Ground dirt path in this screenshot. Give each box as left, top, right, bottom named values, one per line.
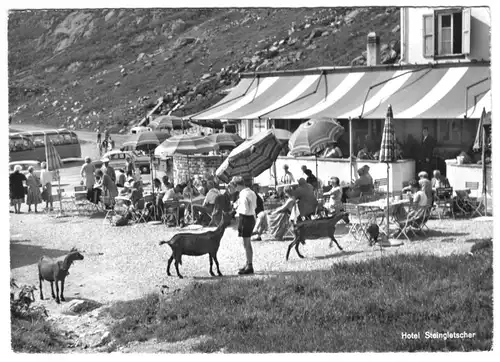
left=10, top=213, right=492, bottom=352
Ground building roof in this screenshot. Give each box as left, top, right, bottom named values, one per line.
left=188, top=62, right=490, bottom=120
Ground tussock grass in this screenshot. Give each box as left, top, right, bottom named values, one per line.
left=107, top=243, right=492, bottom=352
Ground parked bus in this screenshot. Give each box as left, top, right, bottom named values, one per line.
left=9, top=129, right=82, bottom=163
left=9, top=133, right=36, bottom=163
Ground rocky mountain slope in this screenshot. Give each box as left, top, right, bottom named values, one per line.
left=8, top=7, right=400, bottom=132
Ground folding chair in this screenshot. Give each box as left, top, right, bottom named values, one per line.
left=162, top=200, right=180, bottom=227
left=72, top=186, right=98, bottom=216
left=374, top=178, right=388, bottom=198
left=411, top=206, right=433, bottom=236
left=465, top=181, right=484, bottom=217
left=433, top=187, right=454, bottom=219
left=344, top=203, right=371, bottom=242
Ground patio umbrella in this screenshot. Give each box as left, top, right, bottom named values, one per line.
left=249, top=127, right=293, bottom=187
left=149, top=115, right=192, bottom=131
left=122, top=131, right=160, bottom=200
left=216, top=129, right=282, bottom=183
left=154, top=134, right=215, bottom=220
left=207, top=132, right=244, bottom=149
left=44, top=135, right=64, bottom=217
left=378, top=105, right=398, bottom=245
left=288, top=118, right=345, bottom=178
left=473, top=108, right=491, bottom=214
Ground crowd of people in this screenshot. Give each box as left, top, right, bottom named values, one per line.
left=9, top=162, right=56, bottom=214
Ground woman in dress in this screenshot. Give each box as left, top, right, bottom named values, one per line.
left=26, top=166, right=42, bottom=213
left=40, top=162, right=54, bottom=211
left=95, top=169, right=119, bottom=209
left=80, top=157, right=96, bottom=202
left=10, top=165, right=27, bottom=214
left=253, top=187, right=297, bottom=241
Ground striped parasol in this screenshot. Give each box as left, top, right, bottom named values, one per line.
left=216, top=129, right=282, bottom=183
left=207, top=132, right=244, bottom=149
left=150, top=115, right=192, bottom=130
left=44, top=135, right=63, bottom=171
left=379, top=105, right=396, bottom=163
left=473, top=108, right=491, bottom=151
left=44, top=135, right=64, bottom=215
left=122, top=131, right=160, bottom=153
left=378, top=105, right=399, bottom=246
left=288, top=118, right=344, bottom=156
left=154, top=134, right=215, bottom=159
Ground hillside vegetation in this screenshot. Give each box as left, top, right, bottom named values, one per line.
left=8, top=7, right=400, bottom=132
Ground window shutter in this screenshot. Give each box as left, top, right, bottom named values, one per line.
left=462, top=8, right=471, bottom=55
left=423, top=14, right=435, bottom=57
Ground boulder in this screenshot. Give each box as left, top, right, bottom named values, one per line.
left=62, top=299, right=102, bottom=315
left=308, top=28, right=324, bottom=40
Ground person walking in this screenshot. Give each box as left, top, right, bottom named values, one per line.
left=40, top=162, right=54, bottom=211
left=419, top=127, right=436, bottom=176
left=10, top=165, right=27, bottom=214
left=80, top=157, right=96, bottom=202
left=26, top=166, right=43, bottom=213
left=231, top=176, right=257, bottom=275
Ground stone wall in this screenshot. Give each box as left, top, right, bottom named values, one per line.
left=172, top=155, right=224, bottom=184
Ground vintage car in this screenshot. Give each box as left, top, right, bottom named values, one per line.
left=92, top=150, right=151, bottom=174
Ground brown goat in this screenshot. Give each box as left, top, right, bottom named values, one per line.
left=286, top=212, right=349, bottom=261
left=159, top=211, right=234, bottom=279
left=38, top=247, right=84, bottom=304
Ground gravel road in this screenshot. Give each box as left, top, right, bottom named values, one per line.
left=10, top=213, right=492, bottom=310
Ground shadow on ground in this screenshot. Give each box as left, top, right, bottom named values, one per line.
left=10, top=240, right=69, bottom=269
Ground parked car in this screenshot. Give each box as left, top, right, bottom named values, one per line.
left=130, top=126, right=152, bottom=134
left=92, top=150, right=151, bottom=174
left=8, top=160, right=60, bottom=186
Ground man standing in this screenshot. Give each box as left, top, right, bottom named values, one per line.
left=420, top=127, right=436, bottom=176
left=293, top=178, right=318, bottom=220
left=231, top=176, right=257, bottom=275
left=280, top=164, right=295, bottom=184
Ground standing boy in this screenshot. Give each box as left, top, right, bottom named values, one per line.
left=231, top=176, right=257, bottom=275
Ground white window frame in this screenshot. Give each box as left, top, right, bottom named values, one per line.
left=422, top=8, right=470, bottom=59
left=437, top=13, right=454, bottom=56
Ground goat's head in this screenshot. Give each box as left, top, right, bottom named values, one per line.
left=68, top=247, right=84, bottom=261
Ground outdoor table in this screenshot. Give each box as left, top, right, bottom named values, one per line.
left=358, top=199, right=410, bottom=232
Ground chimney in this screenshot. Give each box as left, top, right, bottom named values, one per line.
left=367, top=32, right=380, bottom=66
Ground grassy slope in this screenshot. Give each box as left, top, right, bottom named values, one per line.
left=106, top=244, right=492, bottom=352
left=8, top=8, right=400, bottom=128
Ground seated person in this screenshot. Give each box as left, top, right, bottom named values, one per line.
left=431, top=170, right=450, bottom=190
left=253, top=187, right=297, bottom=241
left=116, top=169, right=127, bottom=187
left=292, top=178, right=318, bottom=220
left=347, top=168, right=374, bottom=199
left=322, top=143, right=343, bottom=158
left=182, top=181, right=199, bottom=199
left=357, top=146, right=372, bottom=160
left=162, top=183, right=186, bottom=227
left=128, top=181, right=145, bottom=211
left=192, top=181, right=220, bottom=225
left=418, top=171, right=433, bottom=206
left=392, top=180, right=428, bottom=234
left=323, top=177, right=343, bottom=213
left=119, top=177, right=135, bottom=196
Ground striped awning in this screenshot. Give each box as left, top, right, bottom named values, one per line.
left=188, top=63, right=490, bottom=120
